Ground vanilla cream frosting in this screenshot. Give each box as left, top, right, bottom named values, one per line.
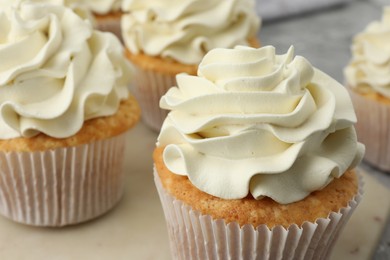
left=0, top=3, right=131, bottom=139
left=7, top=0, right=122, bottom=15
left=157, top=46, right=364, bottom=204
left=121, top=0, right=260, bottom=65
left=0, top=0, right=14, bottom=8
left=76, top=0, right=121, bottom=15
left=16, top=0, right=95, bottom=22
left=345, top=7, right=390, bottom=98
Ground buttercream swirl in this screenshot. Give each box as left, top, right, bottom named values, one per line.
left=4, top=0, right=122, bottom=15
left=157, top=46, right=364, bottom=204
left=345, top=7, right=390, bottom=98
left=76, top=0, right=121, bottom=15
left=12, top=0, right=95, bottom=22
left=121, top=0, right=260, bottom=65
left=0, top=3, right=131, bottom=139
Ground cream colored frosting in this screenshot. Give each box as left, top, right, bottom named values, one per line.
left=6, top=0, right=122, bottom=15
left=121, top=0, right=260, bottom=65
left=345, top=7, right=390, bottom=98
left=157, top=46, right=364, bottom=204
left=0, top=0, right=14, bottom=8
left=76, top=0, right=121, bottom=15
left=0, top=3, right=131, bottom=139
left=0, top=1, right=95, bottom=26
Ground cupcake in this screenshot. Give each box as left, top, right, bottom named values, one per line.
left=0, top=2, right=140, bottom=226
left=154, top=46, right=364, bottom=259
left=345, top=7, right=390, bottom=171
left=121, top=0, right=261, bottom=131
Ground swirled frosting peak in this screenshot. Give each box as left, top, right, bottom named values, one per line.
left=157, top=45, right=364, bottom=204
left=345, top=7, right=390, bottom=97
left=121, top=0, right=260, bottom=65
left=0, top=3, right=131, bottom=139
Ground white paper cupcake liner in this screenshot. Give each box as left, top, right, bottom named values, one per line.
left=349, top=89, right=390, bottom=171
left=95, top=14, right=122, bottom=42
left=0, top=133, right=127, bottom=227
left=130, top=67, right=177, bottom=132
left=154, top=168, right=363, bottom=260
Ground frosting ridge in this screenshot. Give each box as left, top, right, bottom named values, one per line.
left=0, top=3, right=131, bottom=139
left=121, top=0, right=260, bottom=65
left=345, top=7, right=390, bottom=98
left=4, top=0, right=122, bottom=15
left=158, top=46, right=364, bottom=204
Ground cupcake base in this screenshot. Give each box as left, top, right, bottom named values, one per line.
left=95, top=12, right=122, bottom=42
left=128, top=67, right=178, bottom=131
left=348, top=88, right=390, bottom=172
left=154, top=169, right=362, bottom=260
left=0, top=133, right=127, bottom=227
left=0, top=96, right=140, bottom=227
left=125, top=50, right=197, bottom=132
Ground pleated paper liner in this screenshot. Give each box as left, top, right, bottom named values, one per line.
left=130, top=67, right=177, bottom=132
left=349, top=88, right=390, bottom=172
left=95, top=12, right=123, bottom=42
left=0, top=133, right=127, bottom=227
left=154, top=169, right=363, bottom=260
